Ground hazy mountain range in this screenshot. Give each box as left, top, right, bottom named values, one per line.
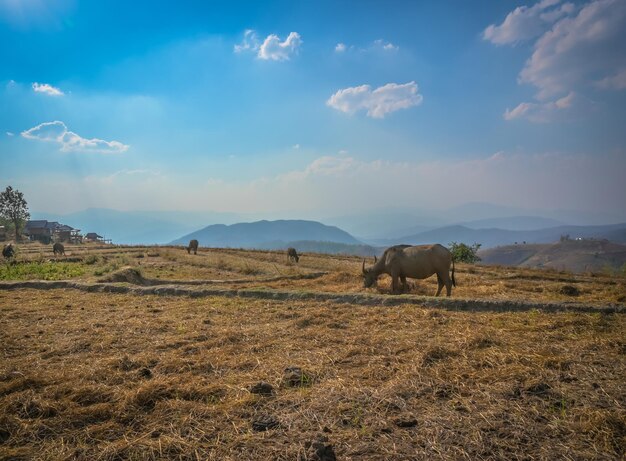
left=31, top=203, right=626, bottom=248
left=372, top=223, right=626, bottom=248
left=31, top=208, right=245, bottom=245
left=325, top=202, right=625, bottom=240
left=170, top=220, right=360, bottom=248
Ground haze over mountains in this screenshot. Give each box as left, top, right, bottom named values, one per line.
left=32, top=203, right=626, bottom=251
left=325, top=203, right=625, bottom=240
left=373, top=223, right=626, bottom=249
left=31, top=209, right=245, bottom=245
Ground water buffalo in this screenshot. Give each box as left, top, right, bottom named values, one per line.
left=187, top=239, right=199, bottom=255
left=53, top=242, right=65, bottom=256
left=362, top=244, right=456, bottom=296
left=287, top=247, right=299, bottom=263
left=2, top=244, right=15, bottom=259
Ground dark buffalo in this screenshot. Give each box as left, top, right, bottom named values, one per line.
left=2, top=244, right=15, bottom=259
left=187, top=239, right=199, bottom=255
left=362, top=244, right=456, bottom=296
left=53, top=242, right=65, bottom=256
left=287, top=247, right=299, bottom=263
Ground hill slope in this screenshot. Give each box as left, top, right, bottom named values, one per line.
left=479, top=239, right=626, bottom=273
left=171, top=219, right=361, bottom=248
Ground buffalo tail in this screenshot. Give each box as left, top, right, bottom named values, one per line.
left=451, top=259, right=456, bottom=287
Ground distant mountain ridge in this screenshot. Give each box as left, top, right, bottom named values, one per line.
left=31, top=204, right=626, bottom=247
left=374, top=223, right=626, bottom=248
left=254, top=240, right=378, bottom=257
left=459, top=216, right=565, bottom=231
left=170, top=219, right=361, bottom=249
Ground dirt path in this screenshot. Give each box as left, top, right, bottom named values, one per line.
left=1, top=279, right=622, bottom=314
left=96, top=268, right=329, bottom=286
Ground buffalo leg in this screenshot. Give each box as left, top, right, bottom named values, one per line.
left=445, top=277, right=452, bottom=296
left=391, top=274, right=400, bottom=294
left=400, top=275, right=408, bottom=293
left=436, top=274, right=444, bottom=297
left=438, top=271, right=452, bottom=296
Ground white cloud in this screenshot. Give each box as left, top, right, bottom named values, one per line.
left=306, top=155, right=356, bottom=175
left=483, top=0, right=574, bottom=45
left=518, top=0, right=626, bottom=99
left=21, top=121, right=129, bottom=154
left=486, top=0, right=626, bottom=121
left=245, top=152, right=626, bottom=215
left=595, top=68, right=626, bottom=90
left=334, top=40, right=398, bottom=54
left=234, top=29, right=259, bottom=53
left=503, top=92, right=588, bottom=122
left=235, top=30, right=302, bottom=61
left=6, top=132, right=14, bottom=137
left=373, top=39, right=399, bottom=51
left=292, top=144, right=300, bottom=149
left=14, top=151, right=626, bottom=218
left=32, top=82, right=64, bottom=96
left=326, top=82, right=423, bottom=118
left=258, top=32, right=302, bottom=61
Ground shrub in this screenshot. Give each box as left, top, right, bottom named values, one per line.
left=84, top=254, right=99, bottom=265
left=449, top=242, right=482, bottom=264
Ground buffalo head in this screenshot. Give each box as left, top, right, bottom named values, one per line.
left=362, top=258, right=378, bottom=288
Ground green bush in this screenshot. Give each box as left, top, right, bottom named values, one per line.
left=83, top=254, right=99, bottom=265
left=449, top=242, right=482, bottom=264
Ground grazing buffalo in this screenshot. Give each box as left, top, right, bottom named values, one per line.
left=287, top=247, right=299, bottom=263
left=2, top=244, right=15, bottom=259
left=187, top=239, right=199, bottom=255
left=53, top=242, right=65, bottom=256
left=362, top=244, right=456, bottom=296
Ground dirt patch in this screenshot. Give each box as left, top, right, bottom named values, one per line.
left=249, top=381, right=274, bottom=396
left=251, top=415, right=280, bottom=432
left=421, top=346, right=458, bottom=366
left=282, top=366, right=314, bottom=387
left=560, top=285, right=581, bottom=296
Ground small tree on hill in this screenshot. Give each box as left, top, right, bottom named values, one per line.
left=449, top=241, right=481, bottom=264
left=0, top=186, right=30, bottom=242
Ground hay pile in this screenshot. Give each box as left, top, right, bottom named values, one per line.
left=97, top=267, right=147, bottom=285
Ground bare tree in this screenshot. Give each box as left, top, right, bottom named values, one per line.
left=0, top=186, right=30, bottom=242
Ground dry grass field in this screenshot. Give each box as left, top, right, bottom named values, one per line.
left=1, top=243, right=625, bottom=460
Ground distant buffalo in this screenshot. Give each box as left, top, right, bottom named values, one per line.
left=53, top=242, right=65, bottom=256
left=362, top=244, right=456, bottom=296
left=187, top=239, right=199, bottom=255
left=287, top=247, right=299, bottom=263
left=2, top=244, right=15, bottom=259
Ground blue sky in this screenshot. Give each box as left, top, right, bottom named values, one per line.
left=1, top=0, right=625, bottom=219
